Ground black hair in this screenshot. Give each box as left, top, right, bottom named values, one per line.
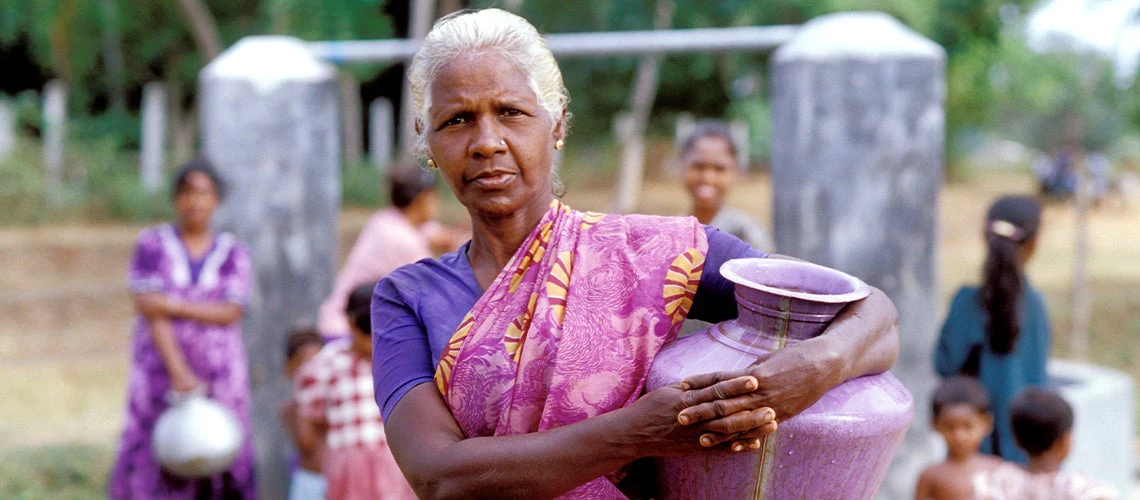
left=978, top=195, right=1042, bottom=354
left=346, top=284, right=375, bottom=336
left=388, top=163, right=436, bottom=209
left=172, top=157, right=225, bottom=200
left=1010, top=388, right=1073, bottom=456
left=931, top=376, right=991, bottom=420
left=284, top=327, right=323, bottom=360
left=679, top=120, right=739, bottom=160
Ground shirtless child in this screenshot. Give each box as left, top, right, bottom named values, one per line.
left=916, top=376, right=1004, bottom=500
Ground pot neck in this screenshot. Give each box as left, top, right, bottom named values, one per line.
left=729, top=284, right=852, bottom=346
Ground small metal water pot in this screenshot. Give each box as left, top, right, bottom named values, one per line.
left=152, top=392, right=243, bottom=478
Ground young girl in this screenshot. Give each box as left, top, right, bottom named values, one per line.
left=935, top=195, right=1049, bottom=464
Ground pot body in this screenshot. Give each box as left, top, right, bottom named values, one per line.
left=152, top=393, right=243, bottom=478
left=645, top=258, right=913, bottom=499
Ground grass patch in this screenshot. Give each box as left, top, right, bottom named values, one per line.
left=0, top=444, right=112, bottom=499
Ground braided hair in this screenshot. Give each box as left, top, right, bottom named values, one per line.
left=978, top=195, right=1042, bottom=354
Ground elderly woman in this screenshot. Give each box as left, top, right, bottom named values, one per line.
left=372, top=9, right=899, bottom=499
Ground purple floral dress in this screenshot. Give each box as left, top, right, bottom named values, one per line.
left=109, top=224, right=256, bottom=499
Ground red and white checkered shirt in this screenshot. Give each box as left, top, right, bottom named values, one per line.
left=295, top=340, right=385, bottom=449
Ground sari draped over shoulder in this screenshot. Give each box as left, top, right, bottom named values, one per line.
left=435, top=201, right=708, bottom=498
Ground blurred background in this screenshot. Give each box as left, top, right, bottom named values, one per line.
left=1, top=0, right=1138, bottom=498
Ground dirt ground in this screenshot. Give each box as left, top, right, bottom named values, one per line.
left=1, top=171, right=1137, bottom=493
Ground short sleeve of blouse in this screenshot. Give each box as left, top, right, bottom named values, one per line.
left=128, top=228, right=165, bottom=294
left=371, top=274, right=436, bottom=421
left=688, top=226, right=768, bottom=324
left=218, top=239, right=253, bottom=305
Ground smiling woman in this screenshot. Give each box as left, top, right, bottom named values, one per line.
left=370, top=8, right=901, bottom=499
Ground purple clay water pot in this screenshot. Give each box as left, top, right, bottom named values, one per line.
left=646, top=258, right=913, bottom=499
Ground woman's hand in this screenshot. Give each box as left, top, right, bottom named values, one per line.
left=619, top=375, right=777, bottom=458
left=679, top=342, right=839, bottom=424
left=170, top=369, right=202, bottom=394
left=680, top=285, right=899, bottom=423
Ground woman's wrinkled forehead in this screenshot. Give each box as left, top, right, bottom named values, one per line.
left=428, top=51, right=545, bottom=110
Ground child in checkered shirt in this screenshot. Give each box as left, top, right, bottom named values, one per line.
left=294, top=285, right=416, bottom=500
left=280, top=328, right=325, bottom=500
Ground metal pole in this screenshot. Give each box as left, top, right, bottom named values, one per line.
left=307, top=25, right=800, bottom=63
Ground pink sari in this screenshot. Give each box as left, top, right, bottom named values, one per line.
left=435, top=201, right=708, bottom=498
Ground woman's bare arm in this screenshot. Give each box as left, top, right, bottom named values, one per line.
left=386, top=377, right=776, bottom=500
left=137, top=293, right=243, bottom=325
left=135, top=294, right=201, bottom=392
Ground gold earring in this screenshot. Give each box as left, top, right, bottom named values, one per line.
left=427, top=159, right=437, bottom=169
left=554, top=139, right=565, bottom=150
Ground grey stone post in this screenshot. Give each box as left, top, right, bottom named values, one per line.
left=141, top=82, right=168, bottom=193
left=199, top=36, right=340, bottom=498
left=0, top=100, right=13, bottom=162
left=369, top=97, right=393, bottom=170
left=769, top=12, right=945, bottom=498
left=43, top=80, right=67, bottom=201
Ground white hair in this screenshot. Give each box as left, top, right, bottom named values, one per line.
left=408, top=8, right=570, bottom=158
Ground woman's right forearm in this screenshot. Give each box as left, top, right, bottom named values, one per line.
left=404, top=406, right=639, bottom=499
left=147, top=316, right=196, bottom=388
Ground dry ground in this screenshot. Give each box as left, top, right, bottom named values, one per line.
left=1, top=170, right=1137, bottom=496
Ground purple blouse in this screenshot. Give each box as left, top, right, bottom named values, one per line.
left=371, top=225, right=766, bottom=420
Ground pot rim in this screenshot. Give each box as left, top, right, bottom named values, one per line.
left=719, top=258, right=872, bottom=304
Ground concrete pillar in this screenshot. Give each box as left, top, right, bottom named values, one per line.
left=369, top=97, right=393, bottom=170
left=769, top=12, right=945, bottom=498
left=1050, top=360, right=1134, bottom=497
left=0, top=100, right=13, bottom=162
left=140, top=82, right=167, bottom=193
left=199, top=36, right=339, bottom=499
left=339, top=74, right=363, bottom=167
left=43, top=80, right=67, bottom=201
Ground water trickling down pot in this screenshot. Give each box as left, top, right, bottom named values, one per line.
left=646, top=258, right=913, bottom=499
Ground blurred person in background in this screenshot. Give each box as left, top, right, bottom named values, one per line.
left=109, top=158, right=256, bottom=499
left=317, top=164, right=463, bottom=339
left=679, top=120, right=775, bottom=253
left=279, top=328, right=326, bottom=500
left=296, top=285, right=415, bottom=500
left=935, top=195, right=1049, bottom=465
left=915, top=376, right=1003, bottom=500
left=974, top=389, right=1117, bottom=499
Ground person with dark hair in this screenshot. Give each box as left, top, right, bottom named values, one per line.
left=679, top=120, right=775, bottom=252
left=975, top=389, right=1116, bottom=499
left=317, top=163, right=463, bottom=338
left=915, top=377, right=1004, bottom=499
left=935, top=195, right=1049, bottom=464
left=279, top=328, right=326, bottom=500
left=109, top=158, right=256, bottom=498
left=296, top=286, right=415, bottom=499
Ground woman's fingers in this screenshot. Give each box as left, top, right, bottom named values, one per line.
left=698, top=407, right=777, bottom=435
left=677, top=390, right=770, bottom=426
left=676, top=375, right=758, bottom=424
left=679, top=369, right=749, bottom=391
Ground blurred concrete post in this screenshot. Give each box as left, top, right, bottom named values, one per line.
left=43, top=80, right=67, bottom=202
left=769, top=12, right=945, bottom=499
left=0, top=100, right=13, bottom=162
left=200, top=36, right=339, bottom=499
left=339, top=74, right=363, bottom=167
left=369, top=97, right=393, bottom=170
left=141, top=82, right=168, bottom=193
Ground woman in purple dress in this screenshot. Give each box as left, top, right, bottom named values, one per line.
left=109, top=159, right=256, bottom=499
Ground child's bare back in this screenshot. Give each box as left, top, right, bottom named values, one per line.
left=916, top=453, right=1004, bottom=500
